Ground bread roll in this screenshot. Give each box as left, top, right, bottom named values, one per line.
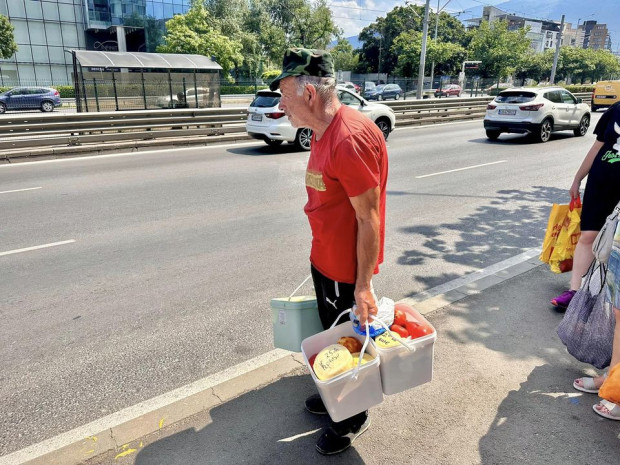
left=313, top=344, right=353, bottom=381
left=338, top=336, right=363, bottom=353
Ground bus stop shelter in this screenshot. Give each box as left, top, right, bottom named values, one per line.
left=71, top=51, right=222, bottom=112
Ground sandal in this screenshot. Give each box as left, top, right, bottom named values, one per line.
left=573, top=376, right=603, bottom=394
left=593, top=400, right=620, bottom=420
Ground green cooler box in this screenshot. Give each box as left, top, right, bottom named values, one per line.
left=271, top=296, right=324, bottom=352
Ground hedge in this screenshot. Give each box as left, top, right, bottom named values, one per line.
left=220, top=84, right=268, bottom=94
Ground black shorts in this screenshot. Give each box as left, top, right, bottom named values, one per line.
left=581, top=176, right=620, bottom=231
left=310, top=265, right=355, bottom=330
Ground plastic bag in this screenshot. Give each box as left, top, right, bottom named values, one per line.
left=540, top=202, right=571, bottom=264
left=549, top=198, right=581, bottom=274
left=350, top=296, right=394, bottom=337
left=557, top=261, right=614, bottom=369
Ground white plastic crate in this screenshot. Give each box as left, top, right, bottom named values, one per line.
left=374, top=309, right=436, bottom=395
left=301, top=321, right=384, bottom=422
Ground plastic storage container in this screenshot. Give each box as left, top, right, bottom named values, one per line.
left=271, top=295, right=324, bottom=352
left=375, top=308, right=436, bottom=395
left=301, top=321, right=384, bottom=422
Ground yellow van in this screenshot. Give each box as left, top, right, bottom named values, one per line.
left=591, top=80, right=620, bottom=111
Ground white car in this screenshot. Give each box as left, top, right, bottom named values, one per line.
left=484, top=87, right=591, bottom=143
left=245, top=86, right=396, bottom=150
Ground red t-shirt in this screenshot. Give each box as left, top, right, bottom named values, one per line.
left=304, top=105, right=388, bottom=284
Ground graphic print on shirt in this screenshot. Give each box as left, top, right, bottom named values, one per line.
left=601, top=122, right=620, bottom=164
left=306, top=169, right=326, bottom=191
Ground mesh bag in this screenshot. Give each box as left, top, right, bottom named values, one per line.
left=557, top=261, right=615, bottom=369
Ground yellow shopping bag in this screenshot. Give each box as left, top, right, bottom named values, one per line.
left=540, top=203, right=571, bottom=264
left=549, top=197, right=582, bottom=273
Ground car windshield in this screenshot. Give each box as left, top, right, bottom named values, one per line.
left=250, top=94, right=280, bottom=108
left=495, top=91, right=536, bottom=103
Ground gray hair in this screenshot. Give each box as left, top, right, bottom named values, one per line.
left=295, top=75, right=337, bottom=102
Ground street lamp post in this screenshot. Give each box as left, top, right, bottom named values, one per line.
left=416, top=0, right=431, bottom=99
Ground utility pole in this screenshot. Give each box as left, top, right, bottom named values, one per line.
left=550, top=14, right=565, bottom=84
left=429, top=0, right=440, bottom=88
left=416, top=0, right=431, bottom=99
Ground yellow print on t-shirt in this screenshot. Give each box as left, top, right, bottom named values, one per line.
left=306, top=169, right=326, bottom=191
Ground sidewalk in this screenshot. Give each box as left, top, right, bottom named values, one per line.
left=17, top=258, right=620, bottom=465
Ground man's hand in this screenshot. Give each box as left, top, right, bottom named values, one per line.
left=354, top=287, right=378, bottom=329
left=569, top=180, right=581, bottom=202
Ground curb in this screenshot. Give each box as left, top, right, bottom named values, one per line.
left=2, top=248, right=543, bottom=465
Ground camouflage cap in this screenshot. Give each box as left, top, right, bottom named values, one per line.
left=269, top=48, right=335, bottom=91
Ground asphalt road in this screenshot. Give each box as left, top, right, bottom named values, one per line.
left=0, top=114, right=602, bottom=455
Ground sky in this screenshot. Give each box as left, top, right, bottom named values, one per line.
left=329, top=0, right=620, bottom=50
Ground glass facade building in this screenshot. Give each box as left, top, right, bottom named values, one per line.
left=0, top=0, right=191, bottom=86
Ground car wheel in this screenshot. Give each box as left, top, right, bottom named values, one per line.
left=375, top=117, right=391, bottom=140
left=573, top=115, right=590, bottom=137
left=486, top=129, right=500, bottom=140
left=295, top=127, right=313, bottom=151
left=0, top=103, right=5, bottom=114
left=536, top=119, right=553, bottom=143
left=394, top=93, right=400, bottom=100
left=265, top=139, right=284, bottom=146
left=40, top=101, right=54, bottom=112
left=378, top=95, right=383, bottom=101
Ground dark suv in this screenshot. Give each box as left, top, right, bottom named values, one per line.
left=0, top=87, right=62, bottom=113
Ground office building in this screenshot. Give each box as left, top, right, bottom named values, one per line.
left=0, top=0, right=190, bottom=85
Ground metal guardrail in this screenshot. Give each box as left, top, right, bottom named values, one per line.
left=0, top=94, right=593, bottom=161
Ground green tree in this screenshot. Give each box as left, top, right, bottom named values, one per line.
left=265, top=0, right=340, bottom=50
left=329, top=38, right=359, bottom=71
left=392, top=31, right=465, bottom=77
left=514, top=49, right=554, bottom=82
left=157, top=3, right=243, bottom=76
left=467, top=20, right=531, bottom=79
left=0, top=14, right=18, bottom=59
left=356, top=5, right=466, bottom=75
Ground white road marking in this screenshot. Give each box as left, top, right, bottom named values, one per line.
left=0, top=187, right=42, bottom=194
left=278, top=428, right=322, bottom=442
left=0, top=141, right=263, bottom=168
left=416, top=160, right=507, bottom=179
left=0, top=240, right=76, bottom=257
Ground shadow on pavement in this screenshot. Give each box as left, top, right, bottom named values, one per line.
left=397, top=185, right=567, bottom=292
left=226, top=144, right=306, bottom=156
left=479, top=364, right=620, bottom=465
left=133, top=374, right=365, bottom=465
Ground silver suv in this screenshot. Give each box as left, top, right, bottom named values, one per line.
left=484, top=87, right=591, bottom=142
left=246, top=86, right=396, bottom=150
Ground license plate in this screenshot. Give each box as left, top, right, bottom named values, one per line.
left=251, top=114, right=262, bottom=121
left=498, top=109, right=516, bottom=115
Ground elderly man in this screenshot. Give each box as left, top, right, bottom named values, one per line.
left=270, top=48, right=389, bottom=455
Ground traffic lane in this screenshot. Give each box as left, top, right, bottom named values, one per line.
left=0, top=118, right=600, bottom=454
left=373, top=114, right=602, bottom=297
left=1, top=143, right=316, bottom=454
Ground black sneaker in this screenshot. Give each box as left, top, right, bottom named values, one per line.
left=315, top=411, right=370, bottom=455
left=305, top=393, right=328, bottom=415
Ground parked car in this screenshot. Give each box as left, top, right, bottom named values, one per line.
left=591, top=80, right=620, bottom=111
left=365, top=83, right=403, bottom=101
left=338, top=81, right=361, bottom=94
left=434, top=84, right=462, bottom=98
left=155, top=87, right=210, bottom=108
left=0, top=87, right=61, bottom=113
left=245, top=86, right=396, bottom=150
left=483, top=87, right=591, bottom=143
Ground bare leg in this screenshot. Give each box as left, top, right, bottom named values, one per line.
left=569, top=231, right=598, bottom=291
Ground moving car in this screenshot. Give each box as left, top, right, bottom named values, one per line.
left=155, top=87, right=210, bottom=108
left=591, top=80, right=620, bottom=111
left=0, top=87, right=61, bottom=113
left=245, top=86, right=396, bottom=150
left=484, top=87, right=591, bottom=143
left=338, top=81, right=361, bottom=94
left=434, top=84, right=462, bottom=98
left=365, top=84, right=403, bottom=101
